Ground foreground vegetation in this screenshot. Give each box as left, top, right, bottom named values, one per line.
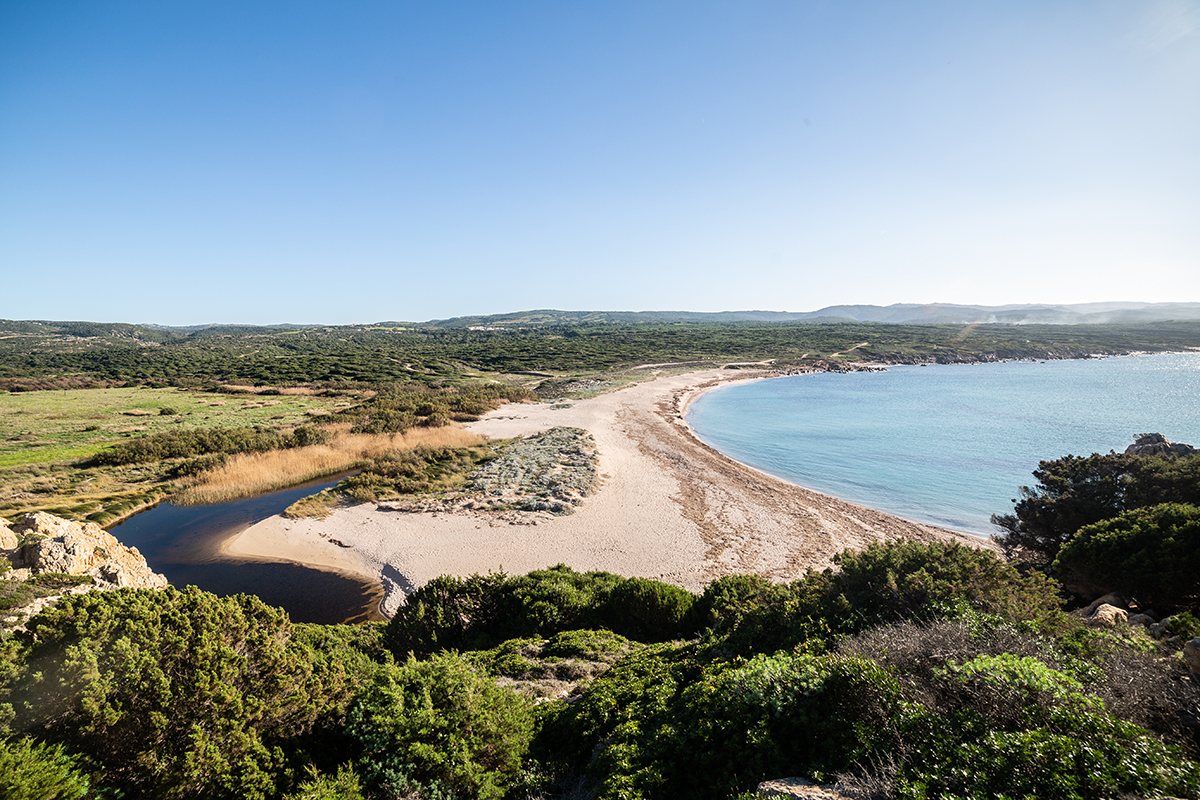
left=4, top=443, right=1200, bottom=799
left=3, top=535, right=1198, bottom=800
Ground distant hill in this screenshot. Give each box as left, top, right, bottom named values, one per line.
left=427, top=302, right=1200, bottom=328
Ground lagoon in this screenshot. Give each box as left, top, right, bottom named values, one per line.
left=686, top=353, right=1200, bottom=536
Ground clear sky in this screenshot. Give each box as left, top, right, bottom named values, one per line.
left=2, top=1, right=1198, bottom=325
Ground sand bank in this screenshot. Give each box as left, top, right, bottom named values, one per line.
left=225, top=368, right=990, bottom=618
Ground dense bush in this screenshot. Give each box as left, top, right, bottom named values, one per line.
left=1, top=587, right=362, bottom=799
left=0, top=736, right=91, bottom=800
left=344, top=383, right=533, bottom=435
left=604, top=578, right=695, bottom=643
left=992, top=451, right=1200, bottom=567
left=346, top=653, right=535, bottom=800
left=383, top=566, right=691, bottom=658
left=692, top=541, right=1062, bottom=656
left=337, top=445, right=495, bottom=502
left=1054, top=502, right=1200, bottom=608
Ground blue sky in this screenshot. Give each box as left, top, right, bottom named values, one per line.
left=2, top=1, right=1197, bottom=324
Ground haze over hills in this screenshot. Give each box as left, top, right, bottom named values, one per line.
left=3, top=302, right=1199, bottom=334
left=427, top=302, right=1200, bottom=329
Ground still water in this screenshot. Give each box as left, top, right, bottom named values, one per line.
left=686, top=353, right=1200, bottom=536
left=107, top=472, right=382, bottom=624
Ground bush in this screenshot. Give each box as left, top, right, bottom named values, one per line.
left=1054, top=502, right=1200, bottom=608
left=3, top=586, right=362, bottom=799
left=0, top=737, right=90, bottom=800
left=993, top=451, right=1200, bottom=567
left=603, top=577, right=695, bottom=642
left=347, top=653, right=535, bottom=800
left=384, top=566, right=692, bottom=658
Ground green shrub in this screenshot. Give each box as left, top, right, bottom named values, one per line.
left=603, top=577, right=695, bottom=642
left=993, top=451, right=1200, bottom=567
left=283, top=765, right=364, bottom=800
left=0, top=737, right=90, bottom=800
left=1054, top=503, right=1200, bottom=608
left=3, top=586, right=362, bottom=800
left=347, top=653, right=535, bottom=800
left=820, top=540, right=1062, bottom=634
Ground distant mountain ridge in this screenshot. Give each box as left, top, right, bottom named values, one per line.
left=427, top=302, right=1200, bottom=328
left=4, top=302, right=1198, bottom=334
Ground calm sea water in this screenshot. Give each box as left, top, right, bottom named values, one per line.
left=686, top=353, right=1200, bottom=536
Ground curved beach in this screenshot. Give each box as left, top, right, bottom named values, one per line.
left=224, top=368, right=991, bottom=617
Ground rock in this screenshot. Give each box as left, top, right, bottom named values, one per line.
left=0, top=516, right=16, bottom=552
left=757, top=778, right=852, bottom=798
left=1078, top=593, right=1129, bottom=617
left=1086, top=604, right=1129, bottom=628
left=6, top=511, right=167, bottom=589
left=1150, top=617, right=1174, bottom=639
left=1184, top=639, right=1200, bottom=675
left=1125, top=433, right=1197, bottom=457
left=1128, top=613, right=1157, bottom=628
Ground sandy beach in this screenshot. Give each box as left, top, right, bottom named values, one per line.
left=224, top=368, right=991, bottom=618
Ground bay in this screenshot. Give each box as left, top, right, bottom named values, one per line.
left=686, top=353, right=1200, bottom=536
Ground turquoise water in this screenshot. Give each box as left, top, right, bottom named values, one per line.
left=686, top=353, right=1200, bottom=536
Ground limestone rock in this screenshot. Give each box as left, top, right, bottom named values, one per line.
left=6, top=511, right=167, bottom=589
left=1077, top=593, right=1129, bottom=617
left=757, top=778, right=852, bottom=798
left=0, top=516, right=16, bottom=551
left=1087, top=604, right=1129, bottom=628
left=1125, top=433, right=1197, bottom=457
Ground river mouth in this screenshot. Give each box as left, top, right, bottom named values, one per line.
left=107, top=472, right=384, bottom=624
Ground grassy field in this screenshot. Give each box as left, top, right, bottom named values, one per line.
left=0, top=387, right=359, bottom=523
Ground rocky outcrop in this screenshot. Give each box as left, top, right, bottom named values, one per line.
left=2, top=512, right=168, bottom=631
left=1125, top=433, right=1197, bottom=457
left=4, top=512, right=168, bottom=589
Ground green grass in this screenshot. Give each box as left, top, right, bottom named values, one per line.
left=0, top=387, right=347, bottom=469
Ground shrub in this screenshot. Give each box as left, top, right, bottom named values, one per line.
left=993, top=451, right=1200, bottom=567
left=603, top=577, right=695, bottom=642
left=1054, top=502, right=1200, bottom=608
left=0, top=737, right=90, bottom=800
left=346, top=653, right=535, bottom=800
left=3, top=587, right=362, bottom=800
left=819, top=540, right=1062, bottom=634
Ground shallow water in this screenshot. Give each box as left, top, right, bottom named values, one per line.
left=686, top=353, right=1200, bottom=536
left=107, top=472, right=382, bottom=624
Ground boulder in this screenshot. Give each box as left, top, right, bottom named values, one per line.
left=1184, top=639, right=1200, bottom=675
left=1086, top=604, right=1129, bottom=628
left=0, top=516, right=16, bottom=552
left=1077, top=592, right=1129, bottom=617
left=1125, top=433, right=1197, bottom=457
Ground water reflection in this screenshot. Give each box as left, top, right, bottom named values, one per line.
left=107, top=473, right=382, bottom=624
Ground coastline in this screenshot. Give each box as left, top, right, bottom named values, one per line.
left=225, top=367, right=989, bottom=619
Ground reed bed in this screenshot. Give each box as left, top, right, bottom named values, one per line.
left=175, top=426, right=484, bottom=506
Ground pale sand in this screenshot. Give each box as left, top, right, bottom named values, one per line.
left=224, top=369, right=993, bottom=618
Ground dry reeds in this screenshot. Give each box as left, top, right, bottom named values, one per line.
left=175, top=426, right=484, bottom=506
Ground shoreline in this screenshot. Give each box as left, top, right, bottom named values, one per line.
left=225, top=367, right=989, bottom=619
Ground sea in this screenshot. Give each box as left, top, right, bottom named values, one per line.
left=685, top=352, right=1200, bottom=537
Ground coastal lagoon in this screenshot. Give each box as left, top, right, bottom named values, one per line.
left=687, top=353, right=1200, bottom=536
left=108, top=471, right=381, bottom=623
